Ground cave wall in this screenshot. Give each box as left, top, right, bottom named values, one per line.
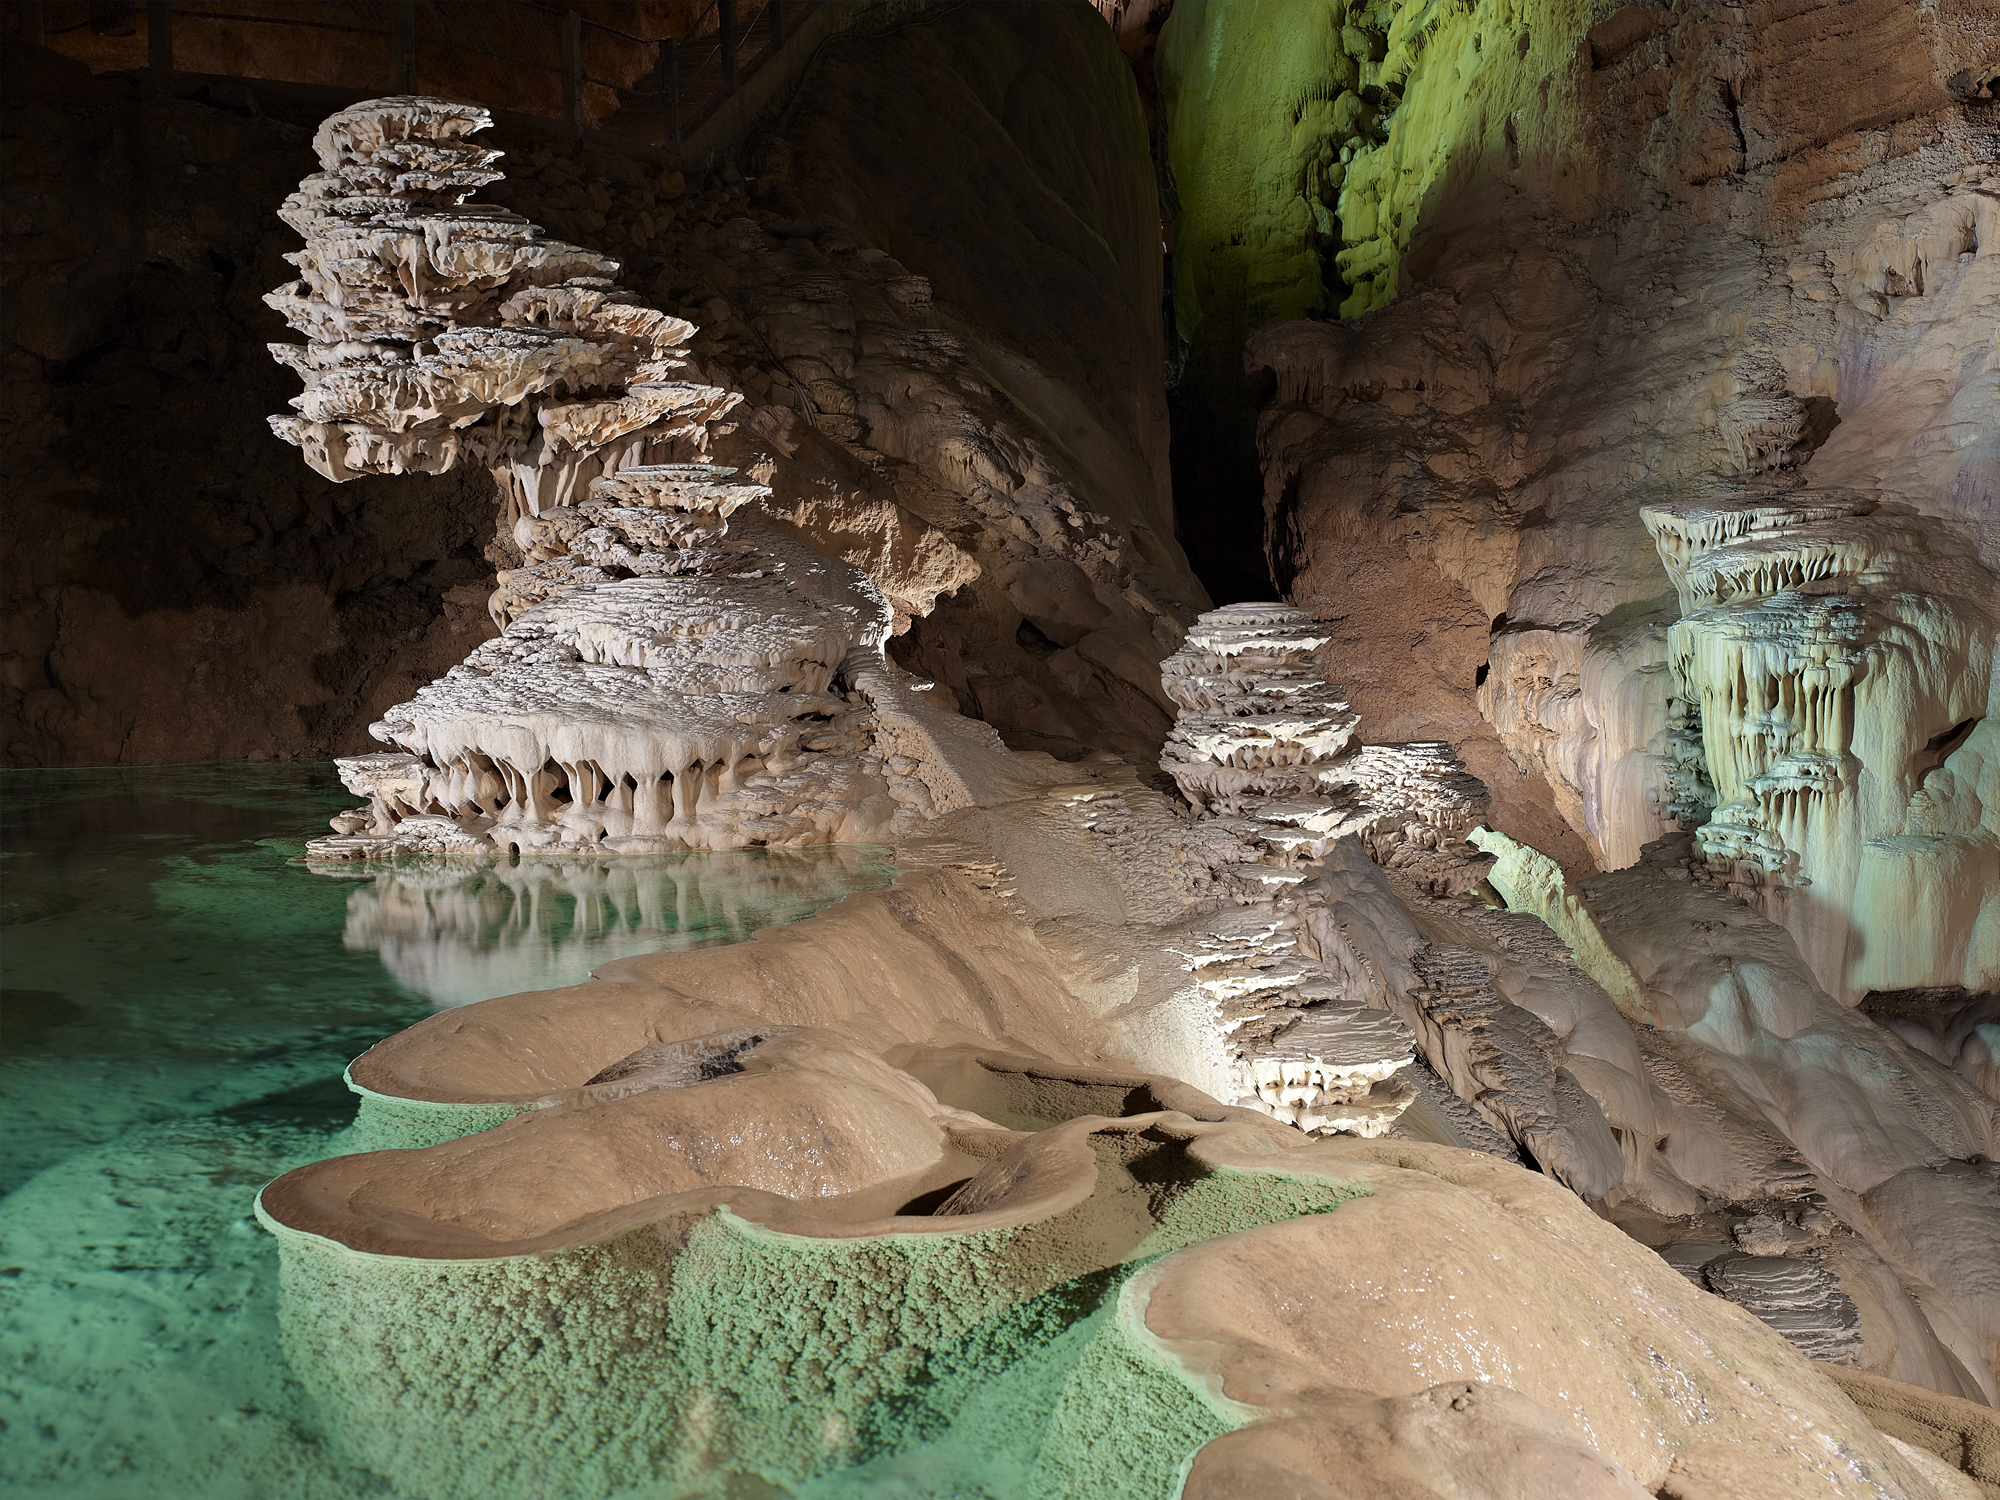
left=2, top=45, right=501, bottom=765
left=1168, top=0, right=1998, bottom=881
left=3, top=0, right=1203, bottom=766
left=1153, top=0, right=1360, bottom=606
left=758, top=0, right=1207, bottom=757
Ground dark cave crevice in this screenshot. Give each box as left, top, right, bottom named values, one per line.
left=1168, top=369, right=1278, bottom=606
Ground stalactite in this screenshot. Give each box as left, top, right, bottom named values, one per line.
left=1642, top=490, right=1998, bottom=998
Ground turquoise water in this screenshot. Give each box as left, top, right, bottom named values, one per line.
left=0, top=765, right=894, bottom=1498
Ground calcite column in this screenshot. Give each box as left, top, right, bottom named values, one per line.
left=268, top=99, right=908, bottom=860
left=1642, top=491, right=1999, bottom=1000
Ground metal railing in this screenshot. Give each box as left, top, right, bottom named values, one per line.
left=22, top=1, right=816, bottom=153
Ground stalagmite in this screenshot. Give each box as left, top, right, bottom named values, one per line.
left=1160, top=604, right=1493, bottom=881
left=1155, top=603, right=1502, bottom=1135
left=266, top=99, right=937, bottom=859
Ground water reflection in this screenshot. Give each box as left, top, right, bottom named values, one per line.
left=0, top=766, right=901, bottom=1497
left=323, top=847, right=895, bottom=1008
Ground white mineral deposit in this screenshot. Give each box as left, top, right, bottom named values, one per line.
left=11, top=6, right=2000, bottom=1499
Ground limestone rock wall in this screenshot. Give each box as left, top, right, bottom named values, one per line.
left=745, top=0, right=1207, bottom=758
left=1218, top=2, right=1996, bottom=988
left=2, top=45, right=501, bottom=765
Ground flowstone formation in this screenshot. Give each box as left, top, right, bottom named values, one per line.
left=1641, top=490, right=1999, bottom=1001
left=240, top=682, right=1995, bottom=1491
left=268, top=99, right=953, bottom=860
left=1148, top=624, right=2000, bottom=1399
left=253, top=1003, right=1969, bottom=1500
left=1156, top=603, right=1492, bottom=1135
left=1471, top=826, right=2000, bottom=1404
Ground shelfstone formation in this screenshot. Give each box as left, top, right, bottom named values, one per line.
left=266, top=99, right=932, bottom=859
left=267, top=96, right=734, bottom=520
left=1158, top=603, right=1496, bottom=1135
left=1641, top=490, right=1999, bottom=1000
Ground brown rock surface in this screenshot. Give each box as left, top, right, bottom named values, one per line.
left=1242, top=0, right=1999, bottom=876
left=263, top=1021, right=1966, bottom=1497
left=1817, top=1363, right=2000, bottom=1499
left=251, top=728, right=1996, bottom=1486
left=1161, top=1136, right=1976, bottom=1499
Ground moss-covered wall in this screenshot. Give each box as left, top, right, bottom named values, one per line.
left=1156, top=0, right=1614, bottom=601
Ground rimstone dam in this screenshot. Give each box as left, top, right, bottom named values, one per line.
left=3, top=4, right=1999, bottom=1499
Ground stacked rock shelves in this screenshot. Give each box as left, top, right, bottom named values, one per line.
left=1161, top=604, right=1493, bottom=891
left=1161, top=603, right=1496, bottom=1136
left=266, top=97, right=734, bottom=511
left=313, top=464, right=899, bottom=860
left=265, top=98, right=912, bottom=862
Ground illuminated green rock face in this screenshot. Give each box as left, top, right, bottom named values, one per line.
left=1159, top=0, right=1359, bottom=370
left=264, top=1128, right=1363, bottom=1500
left=1156, top=0, right=1361, bottom=598
left=1156, top=0, right=1608, bottom=597
left=1160, top=0, right=1608, bottom=334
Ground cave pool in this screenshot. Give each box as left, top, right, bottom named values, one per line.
left=0, top=764, right=895, bottom=1498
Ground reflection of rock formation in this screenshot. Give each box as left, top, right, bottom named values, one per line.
left=1156, top=603, right=1494, bottom=1136
left=270, top=100, right=949, bottom=860
left=1642, top=491, right=1998, bottom=1000
left=332, top=847, right=892, bottom=1009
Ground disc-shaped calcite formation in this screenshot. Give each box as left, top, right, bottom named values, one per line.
left=1158, top=603, right=1506, bottom=1139
left=264, top=95, right=732, bottom=497
left=266, top=99, right=920, bottom=861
